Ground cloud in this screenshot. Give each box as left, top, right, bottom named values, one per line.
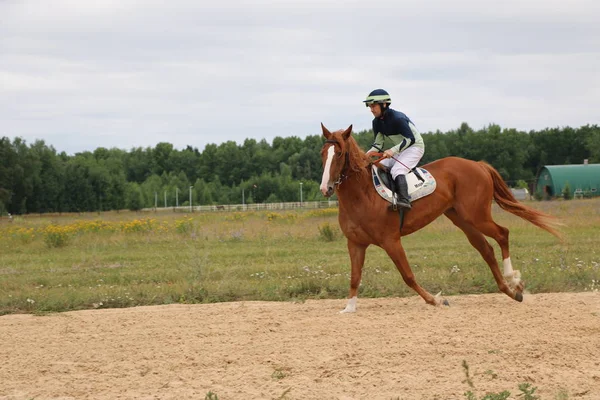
left=1, top=0, right=598, bottom=154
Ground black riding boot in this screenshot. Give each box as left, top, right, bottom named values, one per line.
left=393, top=174, right=411, bottom=210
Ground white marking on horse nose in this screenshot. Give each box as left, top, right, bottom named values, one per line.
left=320, top=146, right=335, bottom=194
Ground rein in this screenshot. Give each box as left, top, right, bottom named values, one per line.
left=368, top=153, right=387, bottom=168
left=324, top=140, right=390, bottom=185
left=369, top=144, right=410, bottom=170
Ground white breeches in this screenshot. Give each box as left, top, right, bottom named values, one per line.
left=379, top=146, right=425, bottom=178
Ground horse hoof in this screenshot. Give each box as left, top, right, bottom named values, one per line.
left=443, top=299, right=450, bottom=306
left=515, top=292, right=523, bottom=302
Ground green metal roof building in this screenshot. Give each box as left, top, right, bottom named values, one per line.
left=536, top=163, right=600, bottom=198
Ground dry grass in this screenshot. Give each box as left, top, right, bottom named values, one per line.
left=1, top=199, right=598, bottom=314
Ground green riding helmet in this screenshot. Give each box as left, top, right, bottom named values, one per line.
left=363, top=88, right=392, bottom=107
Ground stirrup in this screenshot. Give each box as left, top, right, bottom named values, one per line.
left=390, top=202, right=411, bottom=210
left=388, top=195, right=411, bottom=211
left=397, top=201, right=411, bottom=210
left=388, top=195, right=399, bottom=211
left=396, top=197, right=411, bottom=209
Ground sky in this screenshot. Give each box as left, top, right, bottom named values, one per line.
left=1, top=0, right=599, bottom=155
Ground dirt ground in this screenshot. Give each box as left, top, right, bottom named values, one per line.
left=1, top=292, right=599, bottom=400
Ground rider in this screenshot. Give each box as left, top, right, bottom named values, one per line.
left=363, top=88, right=425, bottom=210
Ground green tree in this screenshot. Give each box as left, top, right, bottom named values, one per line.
left=197, top=143, right=218, bottom=183
left=582, top=125, right=600, bottom=163
left=169, top=146, right=200, bottom=183
left=152, top=142, right=174, bottom=176
left=63, top=156, right=95, bottom=212
left=194, top=178, right=214, bottom=205
left=0, top=137, right=17, bottom=213
left=29, top=140, right=65, bottom=213
left=125, top=182, right=145, bottom=211
left=124, top=147, right=153, bottom=183
left=141, top=174, right=163, bottom=208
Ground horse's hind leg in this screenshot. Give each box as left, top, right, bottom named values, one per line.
left=381, top=239, right=446, bottom=306
left=444, top=209, right=523, bottom=302
left=454, top=205, right=524, bottom=294
left=468, top=214, right=524, bottom=294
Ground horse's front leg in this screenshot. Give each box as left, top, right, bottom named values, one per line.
left=382, top=239, right=447, bottom=306
left=341, top=240, right=367, bottom=313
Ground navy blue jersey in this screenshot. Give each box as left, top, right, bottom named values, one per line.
left=369, top=109, right=424, bottom=153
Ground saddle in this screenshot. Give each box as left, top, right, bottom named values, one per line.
left=371, top=164, right=437, bottom=205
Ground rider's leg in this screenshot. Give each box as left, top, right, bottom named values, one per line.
left=393, top=174, right=411, bottom=209
left=389, top=147, right=425, bottom=210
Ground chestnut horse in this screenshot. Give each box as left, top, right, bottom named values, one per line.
left=319, top=124, right=561, bottom=313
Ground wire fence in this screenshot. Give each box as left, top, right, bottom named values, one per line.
left=148, top=200, right=339, bottom=213
left=0, top=201, right=340, bottom=220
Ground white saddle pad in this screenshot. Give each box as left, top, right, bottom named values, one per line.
left=371, top=166, right=437, bottom=204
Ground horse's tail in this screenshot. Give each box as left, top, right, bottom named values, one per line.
left=479, top=161, right=563, bottom=239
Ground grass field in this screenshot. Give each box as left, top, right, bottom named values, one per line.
left=1, top=199, right=598, bottom=315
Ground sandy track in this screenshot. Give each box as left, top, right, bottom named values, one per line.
left=1, top=292, right=599, bottom=400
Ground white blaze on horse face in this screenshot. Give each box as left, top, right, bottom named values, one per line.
left=320, top=145, right=335, bottom=195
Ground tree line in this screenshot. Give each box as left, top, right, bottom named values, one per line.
left=1, top=123, right=599, bottom=215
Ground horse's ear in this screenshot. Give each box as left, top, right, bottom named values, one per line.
left=321, top=123, right=332, bottom=139
left=342, top=125, right=353, bottom=140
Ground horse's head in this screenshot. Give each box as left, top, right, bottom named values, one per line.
left=320, top=123, right=352, bottom=197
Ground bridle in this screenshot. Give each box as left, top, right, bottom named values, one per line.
left=323, top=139, right=350, bottom=187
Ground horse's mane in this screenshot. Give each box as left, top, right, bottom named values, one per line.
left=344, top=134, right=371, bottom=177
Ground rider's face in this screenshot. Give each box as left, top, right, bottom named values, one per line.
left=369, top=103, right=383, bottom=118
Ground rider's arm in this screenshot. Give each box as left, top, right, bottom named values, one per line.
left=390, top=118, right=416, bottom=153
left=367, top=120, right=385, bottom=153
left=367, top=132, right=385, bottom=154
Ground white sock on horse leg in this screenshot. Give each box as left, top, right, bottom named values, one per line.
left=503, top=257, right=521, bottom=289
left=340, top=296, right=357, bottom=313
left=503, top=257, right=514, bottom=276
